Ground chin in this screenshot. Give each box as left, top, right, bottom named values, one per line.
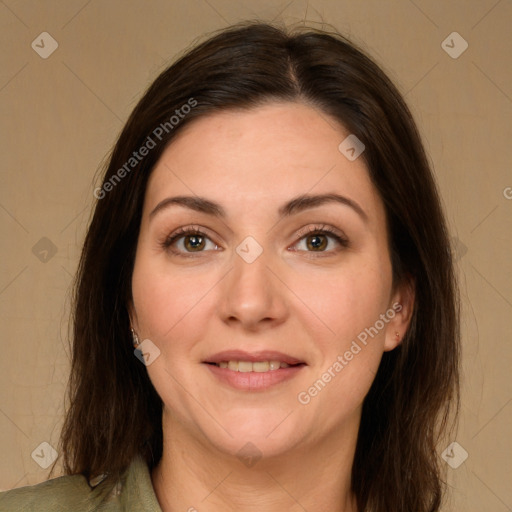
left=198, top=411, right=303, bottom=458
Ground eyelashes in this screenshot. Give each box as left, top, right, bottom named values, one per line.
left=292, top=224, right=349, bottom=253
left=162, top=225, right=219, bottom=254
left=161, top=224, right=349, bottom=257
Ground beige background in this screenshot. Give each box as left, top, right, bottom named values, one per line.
left=1, top=0, right=511, bottom=510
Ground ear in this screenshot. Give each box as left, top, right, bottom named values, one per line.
left=383, top=275, right=415, bottom=352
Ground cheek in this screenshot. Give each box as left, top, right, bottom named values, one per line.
left=294, top=259, right=392, bottom=344
left=131, top=253, right=217, bottom=341
left=292, top=256, right=392, bottom=406
left=294, top=266, right=391, bottom=423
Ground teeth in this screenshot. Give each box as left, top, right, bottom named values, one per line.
left=238, top=361, right=253, bottom=373
left=252, top=361, right=269, bottom=372
left=215, top=360, right=291, bottom=372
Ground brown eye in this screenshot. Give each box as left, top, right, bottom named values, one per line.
left=162, top=227, right=220, bottom=255
left=183, top=234, right=206, bottom=252
left=292, top=226, right=349, bottom=254
left=306, top=234, right=328, bottom=251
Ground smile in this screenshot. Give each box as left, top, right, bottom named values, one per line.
left=209, top=360, right=294, bottom=372
left=204, top=361, right=306, bottom=391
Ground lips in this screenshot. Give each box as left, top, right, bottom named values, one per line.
left=203, top=349, right=305, bottom=366
left=204, top=356, right=306, bottom=391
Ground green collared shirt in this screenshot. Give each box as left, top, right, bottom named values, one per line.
left=0, top=456, right=162, bottom=511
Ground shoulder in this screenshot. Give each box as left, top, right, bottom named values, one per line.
left=0, top=472, right=106, bottom=512
left=0, top=455, right=161, bottom=512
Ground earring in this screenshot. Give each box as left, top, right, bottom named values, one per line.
left=131, top=327, right=140, bottom=348
left=395, top=332, right=400, bottom=341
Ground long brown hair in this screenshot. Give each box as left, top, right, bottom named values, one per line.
left=58, top=21, right=460, bottom=512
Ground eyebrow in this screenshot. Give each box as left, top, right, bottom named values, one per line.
left=149, top=193, right=368, bottom=223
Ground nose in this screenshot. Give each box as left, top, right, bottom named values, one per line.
left=217, top=246, right=289, bottom=331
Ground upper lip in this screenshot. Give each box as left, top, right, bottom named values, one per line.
left=204, top=350, right=306, bottom=365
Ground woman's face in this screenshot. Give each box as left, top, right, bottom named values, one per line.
left=131, top=101, right=412, bottom=459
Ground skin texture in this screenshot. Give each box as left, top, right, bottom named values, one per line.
left=130, top=101, right=414, bottom=512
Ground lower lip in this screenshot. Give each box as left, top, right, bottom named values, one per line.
left=204, top=363, right=305, bottom=391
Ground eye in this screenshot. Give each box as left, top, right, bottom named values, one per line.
left=162, top=226, right=220, bottom=255
left=161, top=223, right=349, bottom=257
left=291, top=224, right=349, bottom=254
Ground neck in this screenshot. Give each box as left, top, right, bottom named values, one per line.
left=151, top=410, right=359, bottom=512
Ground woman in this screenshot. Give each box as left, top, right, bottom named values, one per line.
left=0, top=21, right=460, bottom=512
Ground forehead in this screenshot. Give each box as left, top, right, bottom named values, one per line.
left=144, top=102, right=384, bottom=224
